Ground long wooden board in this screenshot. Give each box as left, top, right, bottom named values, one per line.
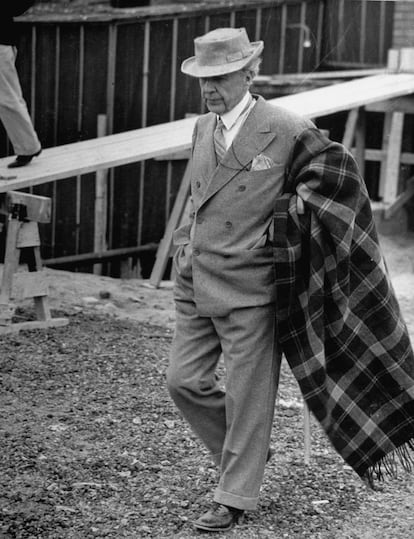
left=1, top=73, right=414, bottom=194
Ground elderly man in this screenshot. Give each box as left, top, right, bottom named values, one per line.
left=167, top=27, right=414, bottom=533
left=167, top=27, right=313, bottom=532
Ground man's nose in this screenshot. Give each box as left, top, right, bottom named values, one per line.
left=200, top=78, right=215, bottom=92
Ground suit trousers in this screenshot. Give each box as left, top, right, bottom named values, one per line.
left=0, top=45, right=41, bottom=156
left=167, top=299, right=281, bottom=510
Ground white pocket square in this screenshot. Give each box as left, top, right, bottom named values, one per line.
left=251, top=153, right=276, bottom=171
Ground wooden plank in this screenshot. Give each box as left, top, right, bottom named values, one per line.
left=0, top=303, right=15, bottom=325
left=1, top=73, right=414, bottom=194
left=11, top=271, right=49, bottom=300
left=355, top=149, right=414, bottom=166
left=0, top=116, right=198, bottom=193
left=254, top=68, right=388, bottom=83
left=384, top=177, right=414, bottom=219
left=94, top=114, right=109, bottom=275
left=380, top=111, right=405, bottom=204
left=4, top=191, right=51, bottom=223
left=273, top=73, right=414, bottom=118
left=354, top=108, right=366, bottom=177
left=303, top=401, right=311, bottom=465
left=366, top=95, right=414, bottom=114
left=149, top=159, right=192, bottom=287
left=342, top=108, right=359, bottom=149
left=0, top=219, right=22, bottom=304
left=0, top=317, right=69, bottom=335
left=16, top=221, right=41, bottom=248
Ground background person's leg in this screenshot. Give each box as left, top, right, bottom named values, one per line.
left=0, top=45, right=41, bottom=156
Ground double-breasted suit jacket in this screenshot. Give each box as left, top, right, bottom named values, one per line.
left=173, top=95, right=313, bottom=317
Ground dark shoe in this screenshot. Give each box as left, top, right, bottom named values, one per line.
left=8, top=148, right=42, bottom=168
left=193, top=503, right=244, bottom=532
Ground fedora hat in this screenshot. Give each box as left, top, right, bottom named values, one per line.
left=181, top=27, right=264, bottom=78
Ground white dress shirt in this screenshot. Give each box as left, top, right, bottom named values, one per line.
left=218, top=92, right=255, bottom=149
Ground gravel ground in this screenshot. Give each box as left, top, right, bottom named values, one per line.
left=1, top=232, right=414, bottom=538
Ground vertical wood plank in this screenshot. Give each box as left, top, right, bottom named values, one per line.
left=149, top=159, right=192, bottom=288
left=303, top=401, right=311, bottom=465
left=106, top=23, right=117, bottom=252
left=297, top=2, right=307, bottom=73
left=316, top=0, right=324, bottom=67
left=338, top=0, right=345, bottom=64
left=0, top=219, right=22, bottom=305
left=75, top=25, right=85, bottom=257
left=378, top=0, right=386, bottom=63
left=30, top=25, right=36, bottom=126
left=255, top=7, right=262, bottom=41
left=354, top=107, right=366, bottom=177
left=360, top=0, right=367, bottom=64
left=279, top=3, right=287, bottom=74
left=380, top=112, right=405, bottom=204
left=342, top=107, right=359, bottom=149
left=94, top=115, right=108, bottom=275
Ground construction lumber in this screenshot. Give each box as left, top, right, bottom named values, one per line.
left=1, top=73, right=414, bottom=194
left=0, top=191, right=52, bottom=223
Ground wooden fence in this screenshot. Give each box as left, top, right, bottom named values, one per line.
left=0, top=0, right=396, bottom=276
left=323, top=0, right=395, bottom=68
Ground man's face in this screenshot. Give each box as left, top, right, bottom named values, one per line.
left=199, top=70, right=250, bottom=115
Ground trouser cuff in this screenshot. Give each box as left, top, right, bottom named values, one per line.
left=214, top=488, right=258, bottom=511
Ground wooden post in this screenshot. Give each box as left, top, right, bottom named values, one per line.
left=0, top=214, right=21, bottom=324
left=94, top=114, right=108, bottom=275
left=342, top=108, right=360, bottom=149
left=354, top=107, right=366, bottom=177
left=149, top=158, right=192, bottom=287
left=379, top=111, right=404, bottom=204
left=303, top=401, right=311, bottom=465
left=399, top=48, right=414, bottom=73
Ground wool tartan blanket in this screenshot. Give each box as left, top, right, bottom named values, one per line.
left=273, top=127, right=414, bottom=484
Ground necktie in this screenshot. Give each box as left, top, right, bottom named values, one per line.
left=214, top=117, right=227, bottom=163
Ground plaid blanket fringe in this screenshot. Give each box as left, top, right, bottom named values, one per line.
left=364, top=439, right=414, bottom=486
left=273, top=128, right=414, bottom=484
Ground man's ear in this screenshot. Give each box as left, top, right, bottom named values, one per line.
left=244, top=70, right=254, bottom=87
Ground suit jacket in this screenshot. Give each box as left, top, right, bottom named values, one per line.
left=173, top=95, right=313, bottom=316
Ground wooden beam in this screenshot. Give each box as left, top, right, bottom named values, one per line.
left=379, top=111, right=405, bottom=204
left=1, top=191, right=51, bottom=223
left=43, top=242, right=158, bottom=267
left=94, top=114, right=109, bottom=275
left=384, top=177, right=414, bottom=219
left=354, top=149, right=414, bottom=166
left=366, top=95, right=414, bottom=114
left=354, top=108, right=366, bottom=177
left=149, top=159, right=192, bottom=287
left=342, top=108, right=360, bottom=149
left=1, top=73, right=414, bottom=194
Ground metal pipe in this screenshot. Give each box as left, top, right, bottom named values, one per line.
left=43, top=242, right=158, bottom=267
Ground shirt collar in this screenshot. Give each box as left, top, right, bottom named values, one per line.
left=218, top=92, right=252, bottom=131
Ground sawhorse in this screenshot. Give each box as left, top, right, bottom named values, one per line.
left=0, top=191, right=68, bottom=334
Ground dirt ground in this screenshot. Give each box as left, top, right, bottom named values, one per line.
left=1, top=231, right=414, bottom=538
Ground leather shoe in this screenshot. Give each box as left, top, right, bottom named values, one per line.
left=193, top=503, right=244, bottom=532
left=8, top=148, right=42, bottom=168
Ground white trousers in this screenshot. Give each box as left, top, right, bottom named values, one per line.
left=0, top=45, right=41, bottom=156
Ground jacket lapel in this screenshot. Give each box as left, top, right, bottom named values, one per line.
left=192, top=113, right=217, bottom=183
left=200, top=96, right=277, bottom=206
